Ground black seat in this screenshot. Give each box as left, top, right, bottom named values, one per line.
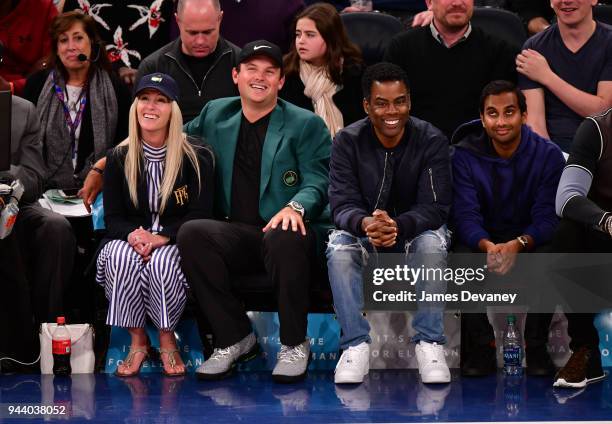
left=341, top=12, right=403, bottom=65
left=594, top=4, right=612, bottom=25
left=472, top=6, right=527, bottom=50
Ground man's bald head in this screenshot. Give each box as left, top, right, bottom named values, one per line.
left=176, top=0, right=220, bottom=17
left=176, top=0, right=223, bottom=58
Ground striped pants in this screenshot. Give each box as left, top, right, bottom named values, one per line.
left=96, top=240, right=187, bottom=331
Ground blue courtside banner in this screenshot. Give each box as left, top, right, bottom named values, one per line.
left=595, top=310, right=612, bottom=367
left=103, top=312, right=611, bottom=373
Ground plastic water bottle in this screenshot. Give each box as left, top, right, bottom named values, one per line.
left=504, top=374, right=522, bottom=417
left=503, top=315, right=522, bottom=376
left=52, top=317, right=72, bottom=376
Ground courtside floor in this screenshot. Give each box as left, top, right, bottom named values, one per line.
left=0, top=369, right=610, bottom=422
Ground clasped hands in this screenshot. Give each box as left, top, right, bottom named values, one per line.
left=362, top=209, right=398, bottom=248
left=127, top=226, right=169, bottom=262
left=480, top=240, right=521, bottom=276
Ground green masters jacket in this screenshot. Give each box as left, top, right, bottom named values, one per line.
left=184, top=97, right=331, bottom=224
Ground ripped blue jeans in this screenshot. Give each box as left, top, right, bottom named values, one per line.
left=326, top=226, right=450, bottom=350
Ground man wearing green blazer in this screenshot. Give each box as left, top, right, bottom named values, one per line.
left=178, top=40, right=331, bottom=383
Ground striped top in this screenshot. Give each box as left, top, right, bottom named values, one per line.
left=142, top=142, right=167, bottom=233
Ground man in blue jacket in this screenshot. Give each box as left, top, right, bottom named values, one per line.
left=451, top=80, right=565, bottom=376
left=327, top=62, right=452, bottom=385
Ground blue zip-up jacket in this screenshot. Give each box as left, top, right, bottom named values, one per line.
left=329, top=116, right=451, bottom=241
left=451, top=120, right=565, bottom=250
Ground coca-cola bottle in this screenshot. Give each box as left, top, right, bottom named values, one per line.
left=52, top=316, right=72, bottom=376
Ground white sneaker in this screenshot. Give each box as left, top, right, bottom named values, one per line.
left=415, top=341, right=450, bottom=384
left=335, top=384, right=371, bottom=411
left=416, top=382, right=451, bottom=415
left=334, top=342, right=370, bottom=384
left=272, top=340, right=311, bottom=383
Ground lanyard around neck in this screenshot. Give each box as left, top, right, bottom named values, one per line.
left=52, top=70, right=88, bottom=144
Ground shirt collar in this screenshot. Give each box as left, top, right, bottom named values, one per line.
left=429, top=21, right=472, bottom=48
left=142, top=142, right=167, bottom=162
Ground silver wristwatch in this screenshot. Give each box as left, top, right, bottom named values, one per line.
left=286, top=200, right=305, bottom=217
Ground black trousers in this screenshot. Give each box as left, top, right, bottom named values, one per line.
left=455, top=243, right=553, bottom=354
left=178, top=219, right=316, bottom=348
left=0, top=231, right=39, bottom=363
left=550, top=218, right=612, bottom=352
left=16, top=204, right=76, bottom=323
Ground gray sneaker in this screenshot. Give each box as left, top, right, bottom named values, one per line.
left=272, top=339, right=311, bottom=383
left=196, top=333, right=258, bottom=380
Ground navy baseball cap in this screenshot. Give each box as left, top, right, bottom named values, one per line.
left=237, top=40, right=283, bottom=70
left=135, top=73, right=179, bottom=102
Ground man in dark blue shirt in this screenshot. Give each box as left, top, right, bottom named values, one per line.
left=517, top=0, right=612, bottom=152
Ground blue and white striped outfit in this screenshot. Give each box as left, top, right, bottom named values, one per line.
left=96, top=143, right=187, bottom=331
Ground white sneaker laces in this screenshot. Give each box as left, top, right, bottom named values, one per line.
left=421, top=342, right=444, bottom=364
left=278, top=345, right=307, bottom=363
left=210, top=345, right=238, bottom=361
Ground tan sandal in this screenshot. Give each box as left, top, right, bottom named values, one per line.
left=115, top=346, right=151, bottom=377
left=159, top=348, right=186, bottom=377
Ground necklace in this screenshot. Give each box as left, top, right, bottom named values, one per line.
left=65, top=85, right=83, bottom=114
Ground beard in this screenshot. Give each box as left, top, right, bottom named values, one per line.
left=438, top=9, right=472, bottom=30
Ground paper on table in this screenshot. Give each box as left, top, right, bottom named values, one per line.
left=39, top=192, right=91, bottom=217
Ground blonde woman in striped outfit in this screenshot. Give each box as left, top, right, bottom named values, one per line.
left=96, top=73, right=214, bottom=377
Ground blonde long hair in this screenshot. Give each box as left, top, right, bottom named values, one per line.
left=118, top=98, right=201, bottom=214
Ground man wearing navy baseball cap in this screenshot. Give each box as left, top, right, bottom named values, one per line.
left=180, top=40, right=332, bottom=383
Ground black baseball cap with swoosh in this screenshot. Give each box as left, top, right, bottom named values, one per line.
left=236, top=40, right=283, bottom=71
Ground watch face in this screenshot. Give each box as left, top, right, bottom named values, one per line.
left=288, top=201, right=304, bottom=215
